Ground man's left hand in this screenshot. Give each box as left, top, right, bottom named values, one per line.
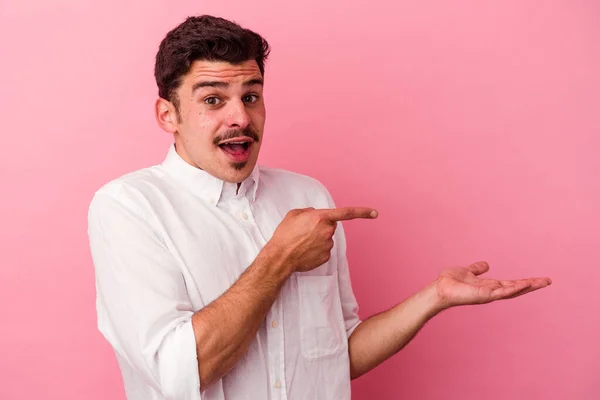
left=434, top=261, right=552, bottom=310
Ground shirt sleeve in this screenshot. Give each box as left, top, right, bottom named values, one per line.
left=88, top=186, right=202, bottom=399
left=318, top=184, right=362, bottom=337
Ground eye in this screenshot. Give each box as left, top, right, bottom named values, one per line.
left=243, top=94, right=259, bottom=104
left=204, top=97, right=222, bottom=106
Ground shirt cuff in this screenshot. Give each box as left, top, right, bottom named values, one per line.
left=158, top=319, right=202, bottom=399
left=346, top=319, right=362, bottom=337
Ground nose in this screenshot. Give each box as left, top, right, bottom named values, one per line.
left=226, top=100, right=251, bottom=129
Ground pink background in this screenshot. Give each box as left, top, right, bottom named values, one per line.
left=1, top=1, right=599, bottom=399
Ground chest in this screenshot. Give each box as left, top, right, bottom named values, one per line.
left=155, top=191, right=289, bottom=306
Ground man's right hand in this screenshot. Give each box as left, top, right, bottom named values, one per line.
left=268, top=207, right=378, bottom=273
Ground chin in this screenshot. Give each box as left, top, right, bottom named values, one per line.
left=221, top=164, right=253, bottom=183
left=232, top=161, right=248, bottom=171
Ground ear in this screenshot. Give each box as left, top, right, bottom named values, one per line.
left=155, top=98, right=179, bottom=134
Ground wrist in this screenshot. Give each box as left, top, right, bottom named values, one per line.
left=259, top=241, right=296, bottom=279
left=419, top=281, right=447, bottom=317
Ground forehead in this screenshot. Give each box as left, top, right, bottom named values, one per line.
left=183, top=59, right=262, bottom=86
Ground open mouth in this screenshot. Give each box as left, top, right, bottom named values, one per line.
left=217, top=140, right=254, bottom=163
left=219, top=141, right=251, bottom=155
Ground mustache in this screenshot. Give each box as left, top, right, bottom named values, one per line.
left=213, top=128, right=260, bottom=146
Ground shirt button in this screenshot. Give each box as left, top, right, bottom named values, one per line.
left=240, top=212, right=248, bottom=220
left=271, top=320, right=278, bottom=328
left=274, top=379, right=281, bottom=389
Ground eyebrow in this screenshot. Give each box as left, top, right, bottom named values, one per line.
left=192, top=78, right=264, bottom=93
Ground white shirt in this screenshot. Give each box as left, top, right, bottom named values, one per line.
left=88, top=144, right=362, bottom=400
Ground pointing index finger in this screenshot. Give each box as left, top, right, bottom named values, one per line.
left=322, top=207, right=378, bottom=222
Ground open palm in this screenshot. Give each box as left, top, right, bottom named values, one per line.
left=435, top=261, right=552, bottom=309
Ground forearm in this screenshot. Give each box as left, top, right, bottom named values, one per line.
left=191, top=242, right=292, bottom=388
left=348, top=282, right=442, bottom=379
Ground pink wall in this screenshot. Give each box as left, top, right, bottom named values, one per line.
left=1, top=1, right=598, bottom=399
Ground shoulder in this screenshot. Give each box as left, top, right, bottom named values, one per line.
left=88, top=166, right=165, bottom=216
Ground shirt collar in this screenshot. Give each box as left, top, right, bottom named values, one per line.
left=161, top=144, right=260, bottom=206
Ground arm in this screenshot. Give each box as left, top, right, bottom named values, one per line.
left=89, top=191, right=295, bottom=393
left=196, top=206, right=377, bottom=386
left=191, top=241, right=291, bottom=387
left=193, top=206, right=374, bottom=386
left=348, top=262, right=552, bottom=379
left=348, top=282, right=440, bottom=379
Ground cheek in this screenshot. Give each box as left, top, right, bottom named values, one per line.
left=251, top=107, right=266, bottom=127
left=184, top=110, right=219, bottom=134
left=199, top=119, right=221, bottom=141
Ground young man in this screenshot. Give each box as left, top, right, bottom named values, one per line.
left=88, top=15, right=551, bottom=400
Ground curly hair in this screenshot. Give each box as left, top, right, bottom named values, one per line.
left=154, top=15, right=271, bottom=111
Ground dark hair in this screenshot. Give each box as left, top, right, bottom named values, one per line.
left=154, top=15, right=271, bottom=111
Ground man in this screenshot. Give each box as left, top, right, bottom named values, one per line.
left=88, top=15, right=551, bottom=400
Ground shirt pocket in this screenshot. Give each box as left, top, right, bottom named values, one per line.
left=296, top=271, right=346, bottom=359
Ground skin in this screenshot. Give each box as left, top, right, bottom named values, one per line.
left=155, top=60, right=265, bottom=185
left=155, top=59, right=552, bottom=389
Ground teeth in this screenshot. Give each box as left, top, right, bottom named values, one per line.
left=219, top=140, right=250, bottom=146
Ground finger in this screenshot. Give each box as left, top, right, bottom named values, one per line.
left=477, top=279, right=502, bottom=289
left=504, top=285, right=536, bottom=299
left=466, top=261, right=490, bottom=276
left=513, top=277, right=553, bottom=288
left=501, top=278, right=552, bottom=299
left=322, top=207, right=378, bottom=222
left=505, top=285, right=542, bottom=299
left=528, top=278, right=553, bottom=291
left=533, top=277, right=553, bottom=286
left=497, top=278, right=551, bottom=290
left=288, top=207, right=313, bottom=217
left=489, top=281, right=531, bottom=301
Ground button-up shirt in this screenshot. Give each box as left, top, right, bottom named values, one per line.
left=87, top=144, right=362, bottom=400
